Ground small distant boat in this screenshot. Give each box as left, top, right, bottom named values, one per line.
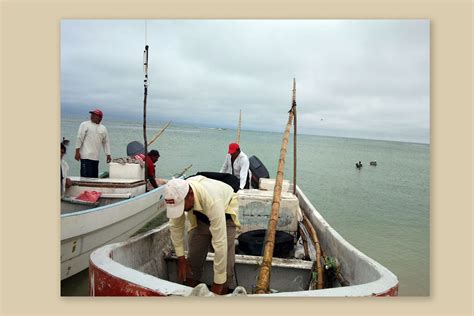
left=355, top=161, right=363, bottom=169
left=370, top=161, right=377, bottom=166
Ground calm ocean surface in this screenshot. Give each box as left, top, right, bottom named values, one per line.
left=61, top=117, right=430, bottom=296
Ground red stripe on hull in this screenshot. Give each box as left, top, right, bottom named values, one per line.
left=89, top=259, right=165, bottom=296
left=89, top=261, right=400, bottom=297
left=373, top=284, right=399, bottom=296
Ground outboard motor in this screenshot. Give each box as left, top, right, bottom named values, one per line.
left=127, top=141, right=145, bottom=157
left=187, top=172, right=240, bottom=193
left=248, top=155, right=270, bottom=188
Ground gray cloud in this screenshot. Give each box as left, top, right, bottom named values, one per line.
left=61, top=19, right=430, bottom=143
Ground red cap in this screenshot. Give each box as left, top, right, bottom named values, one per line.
left=89, top=109, right=103, bottom=117
left=228, top=143, right=240, bottom=154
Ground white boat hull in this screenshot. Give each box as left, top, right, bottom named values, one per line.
left=61, top=183, right=166, bottom=280
left=89, top=185, right=399, bottom=296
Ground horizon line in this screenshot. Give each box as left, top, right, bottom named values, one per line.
left=61, top=115, right=430, bottom=146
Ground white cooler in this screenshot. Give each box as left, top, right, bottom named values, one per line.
left=109, top=162, right=144, bottom=180
left=237, top=188, right=300, bottom=235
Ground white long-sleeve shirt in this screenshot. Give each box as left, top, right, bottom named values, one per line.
left=169, top=176, right=240, bottom=284
left=220, top=151, right=251, bottom=189
left=75, top=120, right=111, bottom=161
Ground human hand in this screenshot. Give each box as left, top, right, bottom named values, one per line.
left=106, top=155, right=112, bottom=163
left=74, top=151, right=81, bottom=161
left=210, top=282, right=227, bottom=295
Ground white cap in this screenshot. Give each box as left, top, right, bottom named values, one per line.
left=165, top=178, right=190, bottom=218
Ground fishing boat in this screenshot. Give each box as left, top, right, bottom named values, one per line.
left=88, top=78, right=399, bottom=297
left=62, top=43, right=167, bottom=281
left=88, top=178, right=399, bottom=296
left=61, top=161, right=165, bottom=280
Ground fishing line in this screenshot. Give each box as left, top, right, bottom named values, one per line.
left=144, top=20, right=148, bottom=46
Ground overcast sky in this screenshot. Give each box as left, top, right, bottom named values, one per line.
left=61, top=20, right=430, bottom=143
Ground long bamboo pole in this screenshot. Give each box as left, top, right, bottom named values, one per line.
left=236, top=110, right=242, bottom=144
left=173, top=164, right=193, bottom=178
left=255, top=81, right=296, bottom=294
left=147, top=121, right=171, bottom=146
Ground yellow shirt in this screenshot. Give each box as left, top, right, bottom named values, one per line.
left=169, top=175, right=240, bottom=284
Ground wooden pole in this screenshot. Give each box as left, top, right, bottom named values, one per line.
left=143, top=45, right=149, bottom=191
left=292, top=79, right=297, bottom=195
left=236, top=109, right=242, bottom=144
left=173, top=164, right=193, bottom=178
left=147, top=121, right=171, bottom=146
left=255, top=84, right=296, bottom=294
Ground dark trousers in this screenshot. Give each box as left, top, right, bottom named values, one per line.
left=244, top=172, right=250, bottom=189
left=187, top=216, right=236, bottom=288
left=80, top=159, right=99, bottom=178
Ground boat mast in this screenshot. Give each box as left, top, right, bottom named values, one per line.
left=292, top=79, right=297, bottom=195
left=255, top=80, right=296, bottom=294
left=236, top=109, right=242, bottom=144
left=142, top=26, right=149, bottom=191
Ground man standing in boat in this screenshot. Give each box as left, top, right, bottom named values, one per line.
left=164, top=176, right=240, bottom=295
left=74, top=108, right=111, bottom=178
left=220, top=143, right=251, bottom=190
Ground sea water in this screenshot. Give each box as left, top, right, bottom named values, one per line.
left=61, top=117, right=429, bottom=296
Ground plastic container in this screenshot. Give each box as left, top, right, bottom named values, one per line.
left=238, top=229, right=294, bottom=258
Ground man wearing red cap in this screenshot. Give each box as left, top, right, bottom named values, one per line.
left=75, top=109, right=111, bottom=178
left=220, top=143, right=251, bottom=190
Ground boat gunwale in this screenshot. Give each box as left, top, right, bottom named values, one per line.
left=61, top=185, right=165, bottom=219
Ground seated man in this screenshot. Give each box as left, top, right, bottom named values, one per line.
left=220, top=143, right=251, bottom=190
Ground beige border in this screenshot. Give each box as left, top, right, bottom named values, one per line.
left=1, top=0, right=472, bottom=315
